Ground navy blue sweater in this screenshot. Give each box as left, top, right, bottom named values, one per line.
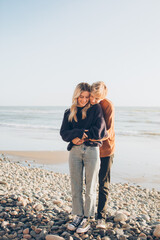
left=60, top=104, right=107, bottom=151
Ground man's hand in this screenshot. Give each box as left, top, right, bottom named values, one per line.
left=82, top=132, right=88, bottom=139
left=82, top=130, right=88, bottom=139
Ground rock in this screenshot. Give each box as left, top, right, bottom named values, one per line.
left=153, top=224, right=160, bottom=237
left=116, top=228, right=124, bottom=235
left=33, top=203, right=44, bottom=211
left=141, top=214, right=150, bottom=222
left=23, top=228, right=30, bottom=234
left=23, top=234, right=32, bottom=239
left=139, top=232, right=147, bottom=238
left=102, top=237, right=111, bottom=240
left=99, top=230, right=105, bottom=237
left=66, top=236, right=73, bottom=240
left=1, top=221, right=9, bottom=227
left=46, top=235, right=65, bottom=240
left=35, top=227, right=42, bottom=234
left=10, top=210, right=18, bottom=216
left=7, top=232, right=17, bottom=239
left=114, top=213, right=127, bottom=222
left=0, top=181, right=7, bottom=185
left=53, top=199, right=63, bottom=206
left=17, top=196, right=28, bottom=207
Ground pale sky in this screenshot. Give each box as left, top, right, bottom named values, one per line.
left=0, top=0, right=160, bottom=107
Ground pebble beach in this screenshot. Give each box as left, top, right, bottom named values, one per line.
left=0, top=154, right=160, bottom=240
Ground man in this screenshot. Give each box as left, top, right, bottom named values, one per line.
left=90, top=81, right=115, bottom=229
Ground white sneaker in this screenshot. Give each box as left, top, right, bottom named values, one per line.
left=76, top=218, right=90, bottom=233
left=96, top=219, right=106, bottom=229
left=67, top=216, right=83, bottom=231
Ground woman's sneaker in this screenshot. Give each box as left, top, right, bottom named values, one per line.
left=96, top=219, right=106, bottom=229
left=67, top=216, right=83, bottom=231
left=76, top=218, right=90, bottom=233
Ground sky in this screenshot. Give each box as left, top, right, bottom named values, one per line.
left=0, top=0, right=160, bottom=107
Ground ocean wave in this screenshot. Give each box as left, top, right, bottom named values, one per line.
left=0, top=110, right=64, bottom=115
left=115, top=130, right=160, bottom=137
left=0, top=122, right=59, bottom=131
left=0, top=107, right=66, bottom=115
left=141, top=132, right=160, bottom=136
left=1, top=122, right=160, bottom=137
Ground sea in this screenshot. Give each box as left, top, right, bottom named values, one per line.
left=0, top=106, right=160, bottom=190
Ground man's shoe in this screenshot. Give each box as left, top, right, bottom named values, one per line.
left=67, top=216, right=83, bottom=231
left=96, top=219, right=106, bottom=229
left=76, top=218, right=90, bottom=233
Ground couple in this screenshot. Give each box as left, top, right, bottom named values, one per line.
left=60, top=81, right=115, bottom=234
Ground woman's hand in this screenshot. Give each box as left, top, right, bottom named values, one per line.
left=72, top=137, right=84, bottom=145
left=72, top=130, right=88, bottom=145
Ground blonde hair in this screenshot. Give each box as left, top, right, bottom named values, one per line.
left=91, top=81, right=108, bottom=99
left=68, top=82, right=91, bottom=122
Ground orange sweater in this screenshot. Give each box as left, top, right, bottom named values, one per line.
left=99, top=99, right=115, bottom=157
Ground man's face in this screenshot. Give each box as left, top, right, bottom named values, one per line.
left=90, top=93, right=102, bottom=105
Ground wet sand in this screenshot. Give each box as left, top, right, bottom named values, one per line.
left=1, top=147, right=160, bottom=191
left=0, top=151, right=69, bottom=165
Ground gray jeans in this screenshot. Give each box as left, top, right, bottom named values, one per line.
left=69, top=144, right=100, bottom=218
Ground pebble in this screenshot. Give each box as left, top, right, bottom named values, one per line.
left=23, top=228, right=30, bottom=234
left=0, top=154, right=160, bottom=240
left=114, top=213, right=127, bottom=222
left=46, top=235, right=65, bottom=240
left=153, top=224, right=160, bottom=237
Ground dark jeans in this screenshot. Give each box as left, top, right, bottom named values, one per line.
left=97, top=154, right=114, bottom=220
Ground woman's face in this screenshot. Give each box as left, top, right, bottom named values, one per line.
left=77, top=91, right=90, bottom=107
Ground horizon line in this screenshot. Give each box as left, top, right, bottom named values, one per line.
left=0, top=105, right=160, bottom=108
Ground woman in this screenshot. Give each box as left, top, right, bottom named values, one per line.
left=60, top=82, right=107, bottom=234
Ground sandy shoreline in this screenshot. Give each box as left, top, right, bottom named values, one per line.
left=0, top=150, right=69, bottom=165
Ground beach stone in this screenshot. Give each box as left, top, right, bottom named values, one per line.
left=23, top=228, right=30, bottom=234
left=116, top=228, right=124, bottom=235
left=61, top=231, right=70, bottom=237
left=30, top=230, right=37, bottom=238
left=17, top=222, right=24, bottom=228
left=139, top=232, right=147, bottom=238
left=46, top=235, right=65, bottom=240
left=122, top=223, right=130, bottom=230
left=102, top=237, right=111, bottom=240
left=114, top=213, right=127, bottom=222
left=33, top=203, right=44, bottom=211
left=53, top=199, right=63, bottom=206
left=35, top=227, right=42, bottom=234
left=118, top=236, right=127, bottom=240
left=0, top=181, right=7, bottom=185
left=17, top=196, right=29, bottom=207
left=96, top=235, right=101, bottom=240
left=66, top=236, right=73, bottom=240
left=81, top=234, right=89, bottom=239
left=153, top=224, right=160, bottom=237
left=23, top=234, right=32, bottom=239
left=1, top=221, right=9, bottom=227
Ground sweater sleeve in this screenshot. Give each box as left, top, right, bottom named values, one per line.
left=86, top=105, right=108, bottom=140
left=100, top=101, right=115, bottom=141
left=60, top=109, right=84, bottom=142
